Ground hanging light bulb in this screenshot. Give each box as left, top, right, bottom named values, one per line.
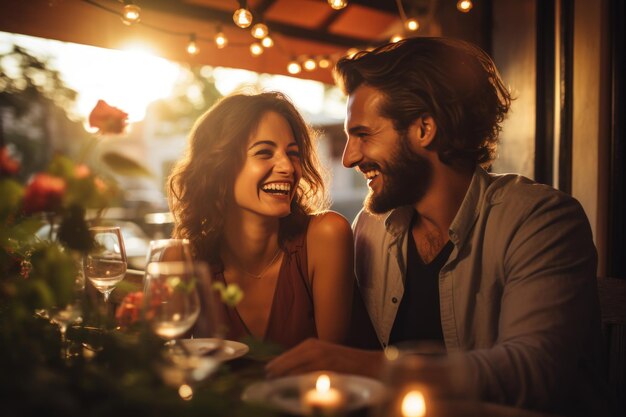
left=250, top=42, right=263, bottom=56
left=214, top=30, right=228, bottom=49
left=261, top=36, right=274, bottom=48
left=405, top=18, right=419, bottom=31
left=233, top=1, right=253, bottom=28
left=251, top=22, right=268, bottom=39
left=390, top=34, right=404, bottom=43
left=457, top=0, right=473, bottom=12
left=318, top=56, right=331, bottom=69
left=287, top=60, right=301, bottom=74
left=328, top=0, right=348, bottom=10
left=303, top=58, right=317, bottom=71
left=187, top=33, right=199, bottom=55
left=121, top=1, right=141, bottom=25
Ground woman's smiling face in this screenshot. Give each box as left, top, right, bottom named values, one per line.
left=231, top=111, right=302, bottom=218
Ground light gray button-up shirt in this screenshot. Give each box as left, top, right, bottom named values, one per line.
left=353, top=167, right=608, bottom=416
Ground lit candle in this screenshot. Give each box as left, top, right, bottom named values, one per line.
left=303, top=374, right=345, bottom=414
left=401, top=390, right=426, bottom=417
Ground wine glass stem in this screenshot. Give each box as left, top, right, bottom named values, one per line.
left=103, top=290, right=112, bottom=303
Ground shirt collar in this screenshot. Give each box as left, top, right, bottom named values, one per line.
left=383, top=166, right=493, bottom=245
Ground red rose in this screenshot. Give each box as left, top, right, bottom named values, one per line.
left=88, top=99, right=129, bottom=135
left=22, top=173, right=66, bottom=214
left=116, top=291, right=145, bottom=328
left=0, top=147, right=20, bottom=175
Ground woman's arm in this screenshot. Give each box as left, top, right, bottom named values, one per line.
left=307, top=211, right=355, bottom=344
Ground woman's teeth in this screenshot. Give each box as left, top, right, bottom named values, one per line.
left=261, top=182, right=291, bottom=195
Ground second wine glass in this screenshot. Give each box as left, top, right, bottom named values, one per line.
left=143, top=261, right=202, bottom=340
left=84, top=226, right=127, bottom=302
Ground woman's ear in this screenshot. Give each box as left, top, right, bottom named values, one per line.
left=408, top=115, right=437, bottom=149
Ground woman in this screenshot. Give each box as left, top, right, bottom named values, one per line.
left=168, top=92, right=354, bottom=349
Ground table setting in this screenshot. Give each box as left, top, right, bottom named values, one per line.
left=0, top=156, right=561, bottom=416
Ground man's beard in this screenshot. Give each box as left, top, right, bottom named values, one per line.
left=364, top=134, right=432, bottom=215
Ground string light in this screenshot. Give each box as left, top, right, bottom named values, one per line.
left=251, top=22, right=268, bottom=39
left=187, top=33, right=199, bottom=55
left=250, top=42, right=264, bottom=56
left=318, top=56, right=331, bottom=69
left=261, top=36, right=274, bottom=48
left=121, top=0, right=141, bottom=25
left=405, top=18, right=419, bottom=31
left=287, top=59, right=302, bottom=74
left=457, top=0, right=473, bottom=12
left=328, top=0, right=348, bottom=10
left=214, top=25, right=228, bottom=49
left=233, top=1, right=253, bottom=28
left=82, top=0, right=347, bottom=74
left=303, top=57, right=317, bottom=71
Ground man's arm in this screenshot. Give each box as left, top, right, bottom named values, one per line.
left=265, top=338, right=384, bottom=378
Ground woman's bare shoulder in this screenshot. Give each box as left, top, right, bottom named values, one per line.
left=307, top=211, right=353, bottom=243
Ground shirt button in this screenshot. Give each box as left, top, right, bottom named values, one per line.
left=392, top=297, right=398, bottom=303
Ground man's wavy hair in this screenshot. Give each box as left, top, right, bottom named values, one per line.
left=168, top=92, right=329, bottom=263
left=334, top=37, right=512, bottom=168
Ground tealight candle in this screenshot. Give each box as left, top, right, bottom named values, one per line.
left=401, top=390, right=426, bottom=417
left=303, top=374, right=345, bottom=414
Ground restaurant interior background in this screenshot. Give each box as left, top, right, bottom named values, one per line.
left=0, top=0, right=623, bottom=278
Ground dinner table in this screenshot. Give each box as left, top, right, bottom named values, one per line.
left=95, top=269, right=564, bottom=417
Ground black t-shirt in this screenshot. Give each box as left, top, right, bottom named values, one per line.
left=389, top=220, right=453, bottom=345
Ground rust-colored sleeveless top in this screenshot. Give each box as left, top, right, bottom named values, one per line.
left=212, top=218, right=317, bottom=349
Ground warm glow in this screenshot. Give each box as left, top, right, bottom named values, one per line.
left=76, top=44, right=180, bottom=122
left=405, top=18, right=419, bottom=31
left=121, top=4, right=141, bottom=25
left=251, top=23, right=268, bottom=39
left=215, top=32, right=228, bottom=49
left=457, top=0, right=473, bottom=12
left=328, top=0, right=348, bottom=10
left=287, top=61, right=301, bottom=74
left=346, top=48, right=359, bottom=58
left=261, top=36, right=274, bottom=48
left=401, top=391, right=426, bottom=417
left=391, top=34, right=404, bottom=43
left=318, top=57, right=331, bottom=69
left=250, top=42, right=263, bottom=56
left=186, top=37, right=199, bottom=55
left=178, top=384, right=193, bottom=400
left=233, top=7, right=253, bottom=28
left=303, top=58, right=317, bottom=71
left=316, top=374, right=331, bottom=393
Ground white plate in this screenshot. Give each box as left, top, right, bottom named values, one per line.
left=242, top=372, right=386, bottom=415
left=179, top=338, right=249, bottom=361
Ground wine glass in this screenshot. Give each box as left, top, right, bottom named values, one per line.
left=143, top=261, right=202, bottom=340
left=145, top=261, right=222, bottom=389
left=84, top=226, right=127, bottom=302
left=49, top=268, right=85, bottom=358
left=145, top=238, right=193, bottom=265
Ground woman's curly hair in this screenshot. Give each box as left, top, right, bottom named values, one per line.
left=168, top=92, right=329, bottom=263
left=335, top=37, right=512, bottom=168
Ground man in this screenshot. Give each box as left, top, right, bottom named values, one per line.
left=266, top=37, right=608, bottom=416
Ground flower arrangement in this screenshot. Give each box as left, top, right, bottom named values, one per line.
left=0, top=98, right=274, bottom=416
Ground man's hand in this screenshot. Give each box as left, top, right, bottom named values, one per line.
left=265, top=338, right=383, bottom=378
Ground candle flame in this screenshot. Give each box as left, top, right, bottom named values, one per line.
left=315, top=374, right=331, bottom=393
left=401, top=390, right=426, bottom=417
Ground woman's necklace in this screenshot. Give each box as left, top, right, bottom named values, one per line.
left=232, top=247, right=282, bottom=279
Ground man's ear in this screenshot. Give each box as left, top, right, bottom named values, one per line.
left=408, top=115, right=437, bottom=149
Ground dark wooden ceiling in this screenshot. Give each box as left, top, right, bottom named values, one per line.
left=0, top=0, right=489, bottom=84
